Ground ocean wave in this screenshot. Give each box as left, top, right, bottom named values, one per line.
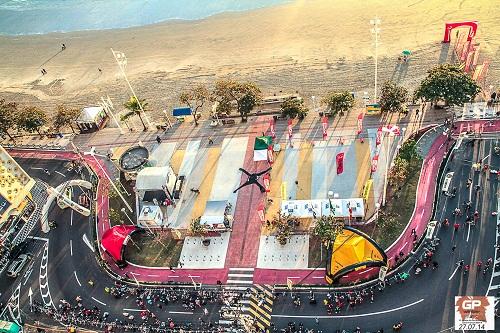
left=0, top=0, right=290, bottom=35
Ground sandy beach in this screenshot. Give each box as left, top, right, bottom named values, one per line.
left=0, top=0, right=498, bottom=121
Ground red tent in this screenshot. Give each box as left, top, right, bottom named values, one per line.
left=101, top=225, right=138, bottom=264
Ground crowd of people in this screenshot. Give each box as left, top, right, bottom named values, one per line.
left=30, top=283, right=246, bottom=333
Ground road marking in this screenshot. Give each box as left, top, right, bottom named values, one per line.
left=168, top=275, right=179, bottom=278
left=91, top=297, right=106, bottom=306
left=466, top=223, right=471, bottom=242
left=70, top=210, right=73, bottom=226
left=55, top=170, right=66, bottom=177
left=70, top=239, right=73, bottom=256
left=147, top=274, right=160, bottom=277
left=449, top=266, right=460, bottom=281
left=82, top=234, right=95, bottom=252
left=123, top=308, right=143, bottom=312
left=168, top=311, right=194, bottom=315
left=399, top=242, right=408, bottom=251
left=28, top=236, right=49, bottom=242
left=74, top=271, right=81, bottom=286
left=273, top=298, right=425, bottom=319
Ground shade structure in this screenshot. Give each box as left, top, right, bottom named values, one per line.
left=101, top=225, right=139, bottom=265
left=253, top=136, right=273, bottom=161
left=402, top=49, right=412, bottom=56
left=325, top=226, right=387, bottom=284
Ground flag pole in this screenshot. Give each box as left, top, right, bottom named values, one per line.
left=110, top=48, right=152, bottom=129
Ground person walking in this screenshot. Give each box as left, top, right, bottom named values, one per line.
left=315, top=317, right=319, bottom=325
left=453, top=223, right=460, bottom=231
left=452, top=244, right=457, bottom=252
left=156, top=135, right=162, bottom=144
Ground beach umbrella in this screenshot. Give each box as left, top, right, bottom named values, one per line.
left=402, top=50, right=412, bottom=56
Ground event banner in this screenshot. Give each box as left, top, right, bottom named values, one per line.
left=336, top=152, right=345, bottom=175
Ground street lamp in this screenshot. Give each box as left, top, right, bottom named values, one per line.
left=370, top=18, right=381, bottom=103
left=84, top=147, right=133, bottom=213
left=116, top=177, right=131, bottom=196
left=121, top=207, right=134, bottom=224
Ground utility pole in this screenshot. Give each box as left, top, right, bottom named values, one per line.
left=110, top=48, right=152, bottom=129
left=370, top=18, right=381, bottom=103
left=100, top=96, right=124, bottom=134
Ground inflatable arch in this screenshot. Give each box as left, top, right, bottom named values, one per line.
left=443, top=21, right=478, bottom=43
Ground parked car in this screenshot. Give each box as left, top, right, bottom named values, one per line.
left=6, top=254, right=31, bottom=278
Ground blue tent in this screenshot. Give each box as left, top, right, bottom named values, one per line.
left=172, top=107, right=192, bottom=117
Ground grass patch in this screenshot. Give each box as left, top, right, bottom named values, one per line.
left=308, top=235, right=328, bottom=268
left=368, top=158, right=423, bottom=249
left=124, top=231, right=183, bottom=267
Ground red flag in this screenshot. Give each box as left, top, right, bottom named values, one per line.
left=321, top=116, right=328, bottom=140
left=376, top=127, right=383, bottom=145
left=287, top=119, right=293, bottom=140
left=270, top=118, right=276, bottom=139
left=371, top=155, right=379, bottom=172
left=357, top=113, right=364, bottom=134
left=263, top=174, right=271, bottom=192
left=382, top=125, right=401, bottom=136
left=336, top=152, right=345, bottom=175
left=267, top=145, right=274, bottom=164
left=257, top=202, right=265, bottom=222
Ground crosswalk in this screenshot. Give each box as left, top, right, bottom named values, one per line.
left=219, top=269, right=275, bottom=331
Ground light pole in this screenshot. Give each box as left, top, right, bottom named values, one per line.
left=370, top=18, right=381, bottom=103
left=116, top=177, right=131, bottom=196
left=110, top=48, right=152, bottom=129
left=121, top=207, right=134, bottom=224
left=311, top=96, right=317, bottom=113
left=100, top=96, right=124, bottom=134
left=84, top=147, right=133, bottom=212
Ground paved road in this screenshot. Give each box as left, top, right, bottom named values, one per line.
left=270, top=137, right=499, bottom=332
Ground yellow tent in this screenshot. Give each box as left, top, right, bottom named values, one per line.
left=326, top=226, right=387, bottom=284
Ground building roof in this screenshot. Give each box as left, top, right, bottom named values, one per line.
left=77, top=106, right=104, bottom=123
left=135, top=167, right=170, bottom=191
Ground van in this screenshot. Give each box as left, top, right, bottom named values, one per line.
left=6, top=254, right=31, bottom=278
left=441, top=172, right=454, bottom=194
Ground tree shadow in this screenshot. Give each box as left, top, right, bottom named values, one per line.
left=438, top=43, right=450, bottom=64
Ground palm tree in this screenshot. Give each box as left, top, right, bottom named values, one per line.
left=124, top=96, right=148, bottom=131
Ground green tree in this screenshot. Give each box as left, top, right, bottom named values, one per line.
left=124, top=96, right=148, bottom=131
left=189, top=217, right=207, bottom=236
left=17, top=106, right=47, bottom=136
left=53, top=105, right=80, bottom=133
left=108, top=208, right=123, bottom=225
left=388, top=157, right=409, bottom=186
left=280, top=97, right=309, bottom=119
left=322, top=91, right=354, bottom=117
left=415, top=64, right=481, bottom=106
left=212, top=80, right=262, bottom=121
left=398, top=139, right=420, bottom=162
left=379, top=81, right=408, bottom=113
left=0, top=99, right=18, bottom=141
left=179, top=84, right=210, bottom=126
left=313, top=215, right=344, bottom=245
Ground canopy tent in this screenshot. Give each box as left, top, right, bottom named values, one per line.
left=101, top=225, right=139, bottom=266
left=136, top=167, right=171, bottom=191
left=281, top=198, right=365, bottom=218
left=200, top=200, right=228, bottom=226
left=253, top=136, right=273, bottom=161
left=76, top=106, right=108, bottom=133
left=326, top=226, right=387, bottom=284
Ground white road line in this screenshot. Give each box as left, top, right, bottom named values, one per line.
left=399, top=242, right=408, bottom=251
left=147, top=274, right=160, bottom=277
left=70, top=240, right=73, bottom=256
left=55, top=170, right=66, bottom=177
left=123, top=308, right=143, bottom=312
left=82, top=234, right=95, bottom=252
left=91, top=297, right=106, bottom=306
left=74, top=271, right=82, bottom=286
left=28, top=236, right=49, bottom=242
left=449, top=266, right=460, bottom=281
left=273, top=298, right=425, bottom=319
left=168, top=311, right=194, bottom=315
left=70, top=210, right=73, bottom=226
left=168, top=275, right=179, bottom=278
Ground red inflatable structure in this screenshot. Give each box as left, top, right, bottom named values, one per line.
left=443, top=21, right=478, bottom=43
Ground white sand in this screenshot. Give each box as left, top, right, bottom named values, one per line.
left=0, top=0, right=498, bottom=118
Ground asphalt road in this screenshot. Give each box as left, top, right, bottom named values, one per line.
left=0, top=158, right=226, bottom=331
left=271, top=137, right=500, bottom=332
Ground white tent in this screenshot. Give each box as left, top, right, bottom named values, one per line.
left=136, top=167, right=172, bottom=191
left=281, top=198, right=365, bottom=218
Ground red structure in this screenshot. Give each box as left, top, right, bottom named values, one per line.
left=443, top=21, right=478, bottom=43
left=101, top=225, right=139, bottom=267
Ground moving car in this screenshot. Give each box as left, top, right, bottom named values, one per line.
left=6, top=254, right=31, bottom=278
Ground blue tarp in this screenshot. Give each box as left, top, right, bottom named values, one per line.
left=172, top=107, right=192, bottom=117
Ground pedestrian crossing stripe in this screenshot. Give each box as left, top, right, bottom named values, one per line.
left=250, top=295, right=273, bottom=312
left=247, top=307, right=271, bottom=326
left=254, top=284, right=274, bottom=298
left=249, top=299, right=272, bottom=318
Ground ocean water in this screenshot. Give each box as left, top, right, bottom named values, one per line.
left=0, top=0, right=290, bottom=35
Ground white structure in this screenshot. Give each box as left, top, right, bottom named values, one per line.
left=200, top=200, right=233, bottom=231
left=281, top=198, right=365, bottom=219
left=76, top=106, right=108, bottom=133
left=135, top=166, right=177, bottom=227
